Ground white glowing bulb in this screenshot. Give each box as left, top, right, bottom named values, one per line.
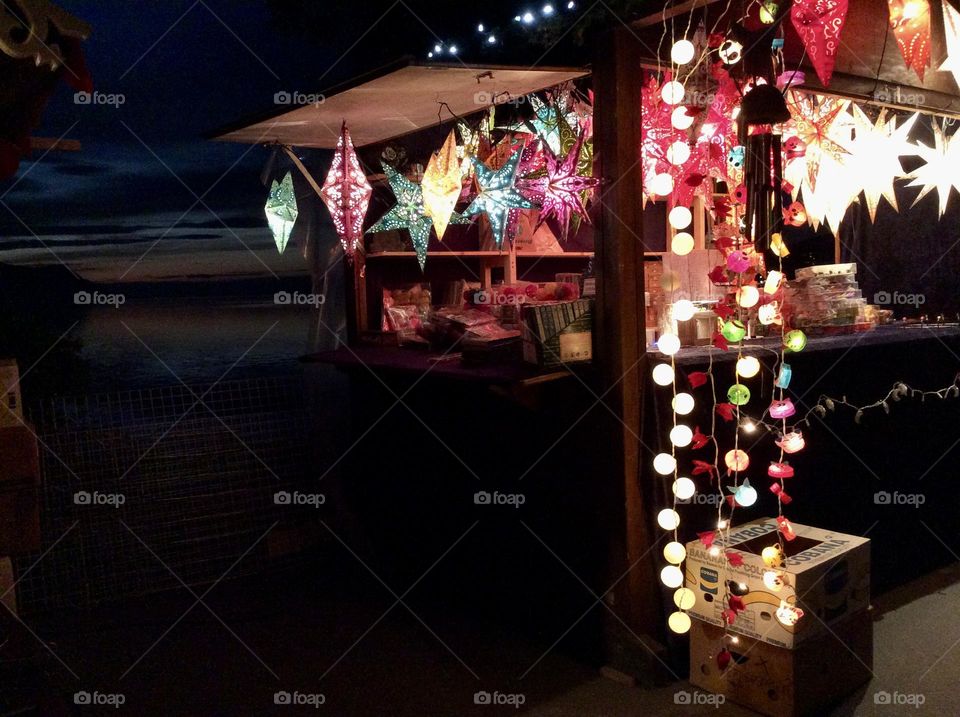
left=667, top=140, right=691, bottom=165
left=673, top=299, right=696, bottom=322
left=668, top=610, right=692, bottom=633
left=717, top=519, right=729, bottom=529
left=670, top=425, right=693, bottom=448
left=654, top=453, right=677, bottom=475
left=673, top=393, right=695, bottom=415
left=668, top=206, right=692, bottom=229
left=735, top=481, right=758, bottom=507
left=649, top=172, right=674, bottom=196
left=671, top=39, right=696, bottom=65
left=522, top=11, right=535, bottom=23
left=477, top=23, right=485, bottom=32
left=448, top=45, right=458, bottom=55
left=737, top=285, right=760, bottom=308
left=658, top=508, right=681, bottom=530
left=736, top=356, right=761, bottom=378
left=672, top=232, right=694, bottom=256
left=487, top=35, right=497, bottom=44
left=709, top=546, right=721, bottom=557
left=765, top=270, right=784, bottom=294
left=434, top=44, right=443, bottom=53
left=661, top=565, right=684, bottom=588
left=652, top=363, right=675, bottom=386
left=657, top=333, right=681, bottom=356
left=660, top=80, right=686, bottom=105
left=763, top=570, right=785, bottom=592
left=664, top=541, right=687, bottom=564
left=674, top=587, right=696, bottom=610
left=542, top=3, right=555, bottom=15
left=672, top=476, right=696, bottom=499
left=671, top=106, right=694, bottom=130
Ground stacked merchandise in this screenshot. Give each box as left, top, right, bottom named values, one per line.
left=785, top=264, right=876, bottom=335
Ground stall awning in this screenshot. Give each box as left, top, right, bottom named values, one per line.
left=210, top=61, right=589, bottom=149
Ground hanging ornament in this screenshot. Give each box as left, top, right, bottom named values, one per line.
left=846, top=106, right=918, bottom=222
left=421, top=130, right=463, bottom=241
left=264, top=172, right=298, bottom=255
left=888, top=0, right=932, bottom=81
left=769, top=398, right=797, bottom=419
left=907, top=122, right=960, bottom=218
left=777, top=430, right=806, bottom=454
left=790, top=0, right=849, bottom=87
left=729, top=478, right=758, bottom=506
left=776, top=599, right=805, bottom=626
left=768, top=461, right=795, bottom=479
left=939, top=0, right=960, bottom=88
left=320, top=123, right=372, bottom=261
left=465, top=147, right=536, bottom=249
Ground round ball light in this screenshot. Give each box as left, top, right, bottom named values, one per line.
left=737, top=285, right=760, bottom=308
left=672, top=476, right=696, bottom=499
left=727, top=383, right=751, bottom=406
left=670, top=425, right=693, bottom=448
left=661, top=565, right=684, bottom=588
left=657, top=333, right=681, bottom=356
left=724, top=449, right=750, bottom=472
left=785, top=330, right=808, bottom=352
left=664, top=541, right=687, bottom=564
left=652, top=363, right=675, bottom=386
left=671, top=39, right=696, bottom=65
left=668, top=610, right=692, bottom=634
left=649, top=172, right=675, bottom=197
left=672, top=232, right=695, bottom=256
left=672, top=393, right=695, bottom=415
left=657, top=508, right=681, bottom=530
left=673, top=299, right=696, bottom=322
left=654, top=453, right=677, bottom=475
left=671, top=106, right=694, bottom=130
left=721, top=320, right=747, bottom=343
left=667, top=140, right=691, bottom=166
left=674, top=587, right=696, bottom=610
left=660, top=80, right=686, bottom=105
left=668, top=206, right=692, bottom=229
left=736, top=356, right=761, bottom=379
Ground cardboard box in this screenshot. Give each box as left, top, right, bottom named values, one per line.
left=685, top=518, right=870, bottom=648
left=690, top=612, right=873, bottom=717
left=521, top=299, right=593, bottom=368
left=0, top=358, right=23, bottom=429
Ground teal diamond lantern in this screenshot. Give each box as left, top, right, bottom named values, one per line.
left=265, top=172, right=298, bottom=254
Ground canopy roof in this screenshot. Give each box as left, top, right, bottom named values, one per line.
left=211, top=61, right=589, bottom=149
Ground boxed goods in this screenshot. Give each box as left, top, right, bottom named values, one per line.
left=521, top=299, right=593, bottom=368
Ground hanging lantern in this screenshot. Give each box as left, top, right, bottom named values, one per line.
left=264, top=172, right=299, bottom=254
left=768, top=461, right=795, bottom=479
left=320, top=123, right=372, bottom=261
left=727, top=384, right=752, bottom=406
left=769, top=398, right=797, bottom=419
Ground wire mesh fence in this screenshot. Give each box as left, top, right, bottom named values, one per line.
left=14, top=374, right=317, bottom=614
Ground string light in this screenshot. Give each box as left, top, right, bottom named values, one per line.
left=671, top=39, right=696, bottom=65
left=664, top=541, right=687, bottom=564
left=673, top=393, right=695, bottom=415
left=657, top=509, right=681, bottom=530
left=652, top=363, right=675, bottom=386
left=668, top=205, right=692, bottom=229
left=672, top=299, right=696, bottom=322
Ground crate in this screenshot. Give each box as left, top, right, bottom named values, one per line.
left=521, top=299, right=593, bottom=368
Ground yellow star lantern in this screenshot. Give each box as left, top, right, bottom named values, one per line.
left=421, top=130, right=463, bottom=241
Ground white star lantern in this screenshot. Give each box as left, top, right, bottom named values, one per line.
left=940, top=0, right=960, bottom=88
left=908, top=123, right=960, bottom=218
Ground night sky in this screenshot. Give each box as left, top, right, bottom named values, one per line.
left=0, top=0, right=562, bottom=282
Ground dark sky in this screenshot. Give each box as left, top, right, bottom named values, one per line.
left=0, top=0, right=578, bottom=282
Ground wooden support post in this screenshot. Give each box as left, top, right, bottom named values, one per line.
left=594, top=26, right=668, bottom=680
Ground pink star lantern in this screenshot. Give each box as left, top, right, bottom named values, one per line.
left=320, top=122, right=372, bottom=261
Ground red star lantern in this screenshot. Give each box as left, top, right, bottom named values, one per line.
left=790, top=0, right=849, bottom=87
left=320, top=122, right=372, bottom=261
left=888, top=0, right=932, bottom=81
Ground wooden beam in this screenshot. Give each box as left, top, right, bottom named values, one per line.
left=28, top=137, right=81, bottom=152
left=594, top=25, right=668, bottom=681
left=632, top=0, right=723, bottom=28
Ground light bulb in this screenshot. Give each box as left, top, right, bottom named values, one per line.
left=737, top=285, right=760, bottom=308
left=660, top=80, right=686, bottom=105
left=672, top=232, right=694, bottom=256
left=765, top=270, right=784, bottom=294
left=733, top=480, right=758, bottom=507
left=654, top=453, right=677, bottom=475
left=652, top=363, right=675, bottom=386
left=763, top=570, right=785, bottom=591
left=649, top=172, right=674, bottom=196
left=672, top=476, right=696, bottom=499
left=664, top=541, right=687, bottom=564
left=668, top=206, right=692, bottom=229
left=674, top=587, right=696, bottom=610
left=661, top=565, right=684, bottom=588
left=736, top=356, right=761, bottom=378
left=673, top=299, right=696, bottom=322
left=668, top=611, right=692, bottom=633
left=657, top=333, right=681, bottom=356
left=667, top=140, right=691, bottom=165
left=542, top=3, right=555, bottom=15
left=657, top=508, right=681, bottom=530
left=671, top=39, right=696, bottom=65
left=724, top=449, right=750, bottom=472
left=670, top=426, right=693, bottom=448
left=673, top=393, right=695, bottom=415
left=671, top=106, right=694, bottom=130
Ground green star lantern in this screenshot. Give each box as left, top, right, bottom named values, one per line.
left=264, top=172, right=298, bottom=254
left=464, top=147, right=536, bottom=249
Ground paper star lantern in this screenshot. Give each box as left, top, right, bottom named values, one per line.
left=790, top=0, right=849, bottom=87
left=907, top=123, right=960, bottom=218
left=888, top=0, right=932, bottom=81
left=846, top=106, right=918, bottom=222
left=320, top=123, right=372, bottom=261
left=465, top=146, right=536, bottom=248
left=367, top=163, right=467, bottom=269
left=939, top=0, right=960, bottom=88
left=503, top=95, right=563, bottom=155
left=519, top=134, right=599, bottom=242
left=421, top=130, right=462, bottom=241
left=264, top=172, right=298, bottom=254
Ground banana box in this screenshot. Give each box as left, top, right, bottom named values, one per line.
left=684, top=518, right=870, bottom=648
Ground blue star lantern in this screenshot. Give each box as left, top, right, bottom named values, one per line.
left=465, top=147, right=536, bottom=249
